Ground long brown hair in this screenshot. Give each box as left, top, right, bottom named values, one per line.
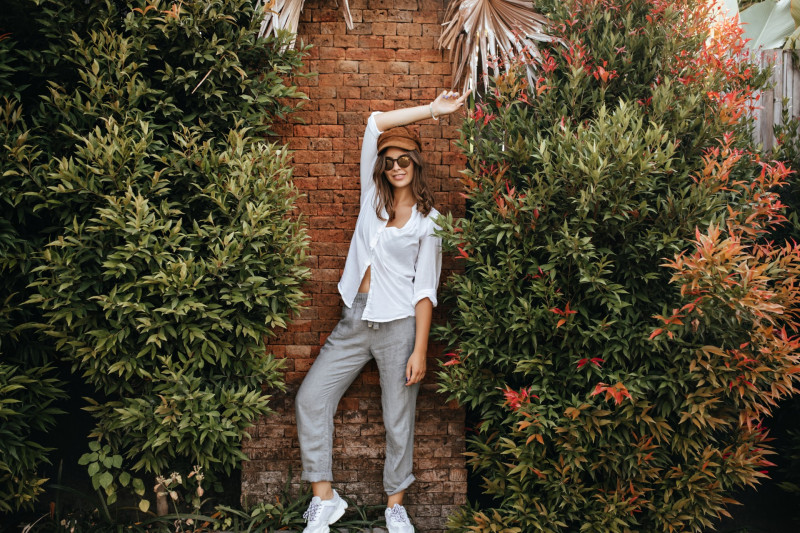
left=372, top=149, right=435, bottom=221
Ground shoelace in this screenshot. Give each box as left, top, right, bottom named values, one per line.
left=303, top=501, right=321, bottom=522
left=388, top=505, right=409, bottom=524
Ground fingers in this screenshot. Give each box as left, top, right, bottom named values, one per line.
left=441, top=90, right=460, bottom=101
left=440, top=90, right=468, bottom=109
left=405, top=363, right=426, bottom=386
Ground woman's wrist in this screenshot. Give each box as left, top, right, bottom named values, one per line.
left=429, top=102, right=439, bottom=121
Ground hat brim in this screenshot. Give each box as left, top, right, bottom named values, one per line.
left=378, top=138, right=420, bottom=152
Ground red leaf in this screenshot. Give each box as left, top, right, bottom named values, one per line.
left=591, top=382, right=608, bottom=396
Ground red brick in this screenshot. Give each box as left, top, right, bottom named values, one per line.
left=387, top=61, right=410, bottom=74
left=318, top=73, right=344, bottom=87
left=419, top=74, right=444, bottom=87
left=293, top=125, right=319, bottom=137
left=346, top=22, right=373, bottom=35
left=361, top=9, right=387, bottom=22
left=285, top=345, right=312, bottom=357
left=338, top=86, right=361, bottom=98
left=395, top=75, right=419, bottom=88
left=319, top=46, right=346, bottom=60
left=358, top=35, right=384, bottom=48
left=314, top=111, right=339, bottom=124
left=422, top=23, right=442, bottom=38
left=318, top=125, right=344, bottom=137
left=409, top=36, right=436, bottom=49
left=413, top=10, right=440, bottom=23
left=321, top=22, right=348, bottom=35
left=368, top=73, right=393, bottom=86
left=309, top=163, right=337, bottom=176
left=334, top=34, right=360, bottom=47
left=385, top=35, right=410, bottom=49
left=372, top=22, right=397, bottom=35
left=335, top=60, right=359, bottom=73
left=359, top=61, right=386, bottom=74
left=309, top=137, right=333, bottom=151
left=397, top=22, right=422, bottom=36
left=343, top=73, right=370, bottom=86
left=313, top=9, right=340, bottom=22
left=385, top=86, right=412, bottom=99
left=409, top=62, right=436, bottom=75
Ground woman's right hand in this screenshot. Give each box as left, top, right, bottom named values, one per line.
left=430, top=90, right=469, bottom=119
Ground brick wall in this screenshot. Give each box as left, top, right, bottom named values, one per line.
left=240, top=1, right=468, bottom=531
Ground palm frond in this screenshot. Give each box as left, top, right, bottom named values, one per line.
left=739, top=0, right=795, bottom=49
left=257, top=0, right=353, bottom=43
left=439, top=0, right=557, bottom=93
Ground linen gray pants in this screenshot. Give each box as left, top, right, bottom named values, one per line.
left=295, top=293, right=419, bottom=495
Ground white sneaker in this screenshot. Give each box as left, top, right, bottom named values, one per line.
left=301, top=489, right=347, bottom=533
left=385, top=503, right=415, bottom=533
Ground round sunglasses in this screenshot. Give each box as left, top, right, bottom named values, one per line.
left=383, top=154, right=413, bottom=172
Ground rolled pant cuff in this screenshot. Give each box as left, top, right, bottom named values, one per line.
left=301, top=471, right=333, bottom=483
left=385, top=473, right=415, bottom=495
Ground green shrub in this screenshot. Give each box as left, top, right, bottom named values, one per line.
left=436, top=0, right=799, bottom=531
left=771, top=106, right=800, bottom=243
left=0, top=33, right=66, bottom=513
left=769, top=104, right=800, bottom=506
left=1, top=0, right=309, bottom=510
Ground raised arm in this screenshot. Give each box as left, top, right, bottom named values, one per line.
left=360, top=90, right=469, bottom=207
left=373, top=90, right=469, bottom=132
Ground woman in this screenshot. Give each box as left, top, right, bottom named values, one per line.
left=295, top=90, right=468, bottom=533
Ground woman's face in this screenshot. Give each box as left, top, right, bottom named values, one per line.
left=383, top=147, right=415, bottom=191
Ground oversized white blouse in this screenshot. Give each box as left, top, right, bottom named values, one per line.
left=337, top=112, right=443, bottom=322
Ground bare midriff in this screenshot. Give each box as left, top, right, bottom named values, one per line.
left=357, top=266, right=371, bottom=293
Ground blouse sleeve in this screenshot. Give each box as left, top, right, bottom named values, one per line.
left=360, top=112, right=383, bottom=209
left=412, top=218, right=443, bottom=308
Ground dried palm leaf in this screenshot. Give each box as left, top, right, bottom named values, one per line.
left=257, top=0, right=353, bottom=44
left=439, top=0, right=557, bottom=93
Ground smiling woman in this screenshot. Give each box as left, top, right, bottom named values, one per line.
left=292, top=91, right=467, bottom=533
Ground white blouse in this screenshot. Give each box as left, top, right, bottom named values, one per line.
left=337, top=112, right=442, bottom=322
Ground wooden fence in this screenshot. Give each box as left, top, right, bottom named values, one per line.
left=752, top=49, right=800, bottom=151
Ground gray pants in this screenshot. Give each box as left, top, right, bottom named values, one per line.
left=295, top=293, right=419, bottom=495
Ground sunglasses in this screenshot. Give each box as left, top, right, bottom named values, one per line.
left=383, top=154, right=413, bottom=172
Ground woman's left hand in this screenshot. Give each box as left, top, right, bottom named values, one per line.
left=405, top=350, right=427, bottom=386
left=430, top=90, right=469, bottom=118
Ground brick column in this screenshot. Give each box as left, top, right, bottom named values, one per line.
left=241, top=1, right=467, bottom=531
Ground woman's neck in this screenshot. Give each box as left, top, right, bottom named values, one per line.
left=392, top=186, right=415, bottom=206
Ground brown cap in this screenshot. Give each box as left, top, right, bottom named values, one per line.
left=377, top=126, right=421, bottom=153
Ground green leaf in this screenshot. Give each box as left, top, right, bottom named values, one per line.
left=98, top=472, right=113, bottom=489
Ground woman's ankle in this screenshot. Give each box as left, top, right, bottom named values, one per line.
left=311, top=481, right=334, bottom=500
left=387, top=490, right=404, bottom=508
